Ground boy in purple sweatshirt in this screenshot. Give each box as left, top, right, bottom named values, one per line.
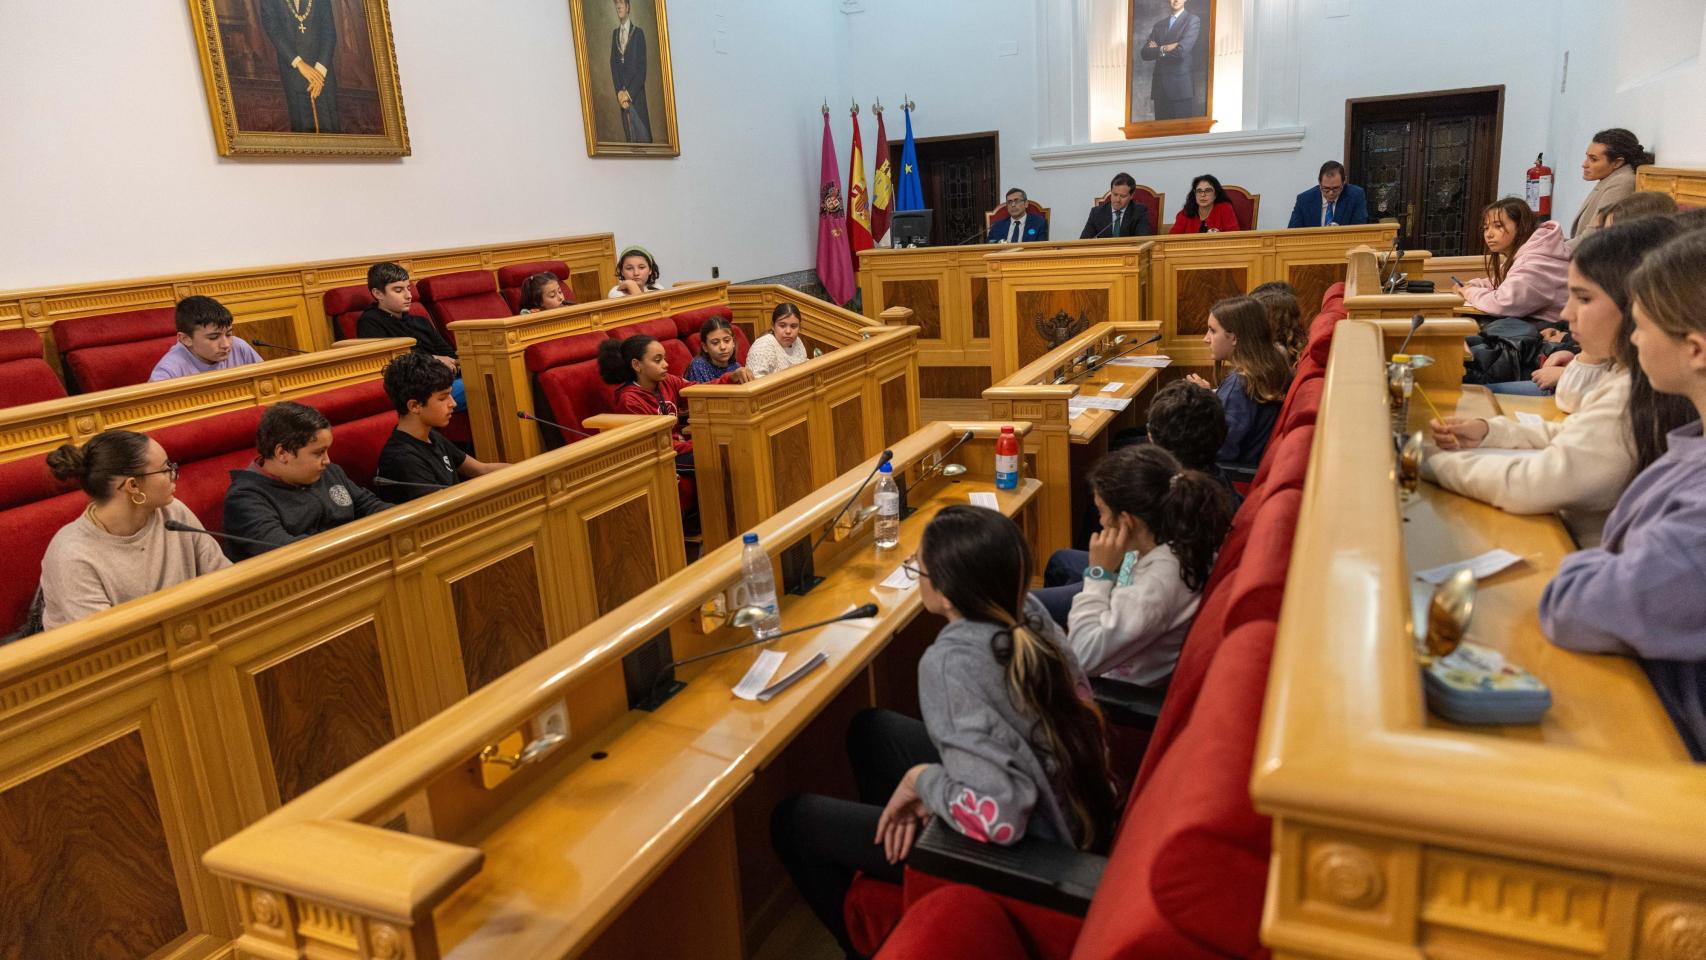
left=148, top=295, right=264, bottom=381
left=1539, top=230, right=1706, bottom=760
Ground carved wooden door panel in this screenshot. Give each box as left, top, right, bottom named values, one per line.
left=1348, top=88, right=1501, bottom=256
left=888, top=133, right=999, bottom=247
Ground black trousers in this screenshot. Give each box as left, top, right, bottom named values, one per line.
left=771, top=708, right=940, bottom=958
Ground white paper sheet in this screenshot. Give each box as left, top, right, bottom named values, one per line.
left=1515, top=411, right=1545, bottom=426
left=969, top=491, right=999, bottom=509
left=875, top=564, right=919, bottom=592
left=1068, top=395, right=1132, bottom=413
left=1414, top=548, right=1525, bottom=584
left=732, top=650, right=786, bottom=700
left=1107, top=355, right=1172, bottom=368
left=1099, top=381, right=1123, bottom=393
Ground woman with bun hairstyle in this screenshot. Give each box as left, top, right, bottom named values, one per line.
left=607, top=246, right=661, bottom=298
left=37, top=431, right=228, bottom=630
left=1569, top=128, right=1654, bottom=251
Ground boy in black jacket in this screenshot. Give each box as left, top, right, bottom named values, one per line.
left=222, top=401, right=388, bottom=560
left=374, top=352, right=507, bottom=503
left=357, top=261, right=466, bottom=408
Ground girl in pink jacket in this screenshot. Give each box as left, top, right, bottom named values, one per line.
left=1453, top=197, right=1570, bottom=324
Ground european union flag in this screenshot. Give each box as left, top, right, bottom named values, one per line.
left=897, top=105, right=924, bottom=211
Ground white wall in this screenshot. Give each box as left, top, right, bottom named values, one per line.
left=0, top=0, right=849, bottom=289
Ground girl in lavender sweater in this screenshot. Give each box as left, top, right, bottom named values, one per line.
left=1539, top=230, right=1706, bottom=760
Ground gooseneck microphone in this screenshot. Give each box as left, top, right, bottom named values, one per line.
left=810, top=450, right=895, bottom=553
left=163, top=520, right=283, bottom=550
left=1396, top=314, right=1426, bottom=355
left=250, top=339, right=309, bottom=355
left=1057, top=331, right=1164, bottom=384
left=517, top=409, right=595, bottom=440
left=373, top=476, right=449, bottom=491
left=667, top=603, right=880, bottom=670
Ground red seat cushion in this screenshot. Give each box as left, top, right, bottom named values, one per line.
left=323, top=281, right=430, bottom=341
left=1222, top=186, right=1257, bottom=231
left=1220, top=488, right=1302, bottom=631
left=418, top=270, right=509, bottom=336
left=497, top=260, right=573, bottom=313
left=0, top=359, right=69, bottom=408
left=51, top=307, right=176, bottom=353
left=0, top=490, right=86, bottom=633
left=524, top=330, right=611, bottom=376
left=0, top=328, right=46, bottom=363
left=64, top=338, right=175, bottom=393
left=874, top=885, right=1035, bottom=960
left=536, top=361, right=615, bottom=443
left=613, top=318, right=696, bottom=377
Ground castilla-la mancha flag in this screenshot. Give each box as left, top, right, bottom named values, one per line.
left=870, top=106, right=893, bottom=244
left=815, top=111, right=856, bottom=304
left=847, top=108, right=874, bottom=268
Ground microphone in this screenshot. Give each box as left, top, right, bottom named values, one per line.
left=373, top=476, right=449, bottom=491
left=1396, top=313, right=1426, bottom=355
left=956, top=231, right=986, bottom=245
left=163, top=519, right=283, bottom=550
left=810, top=450, right=895, bottom=553
left=631, top=603, right=881, bottom=710
left=1091, top=220, right=1115, bottom=239
left=251, top=339, right=309, bottom=355
left=1055, top=332, right=1163, bottom=383
left=670, top=603, right=880, bottom=670
left=518, top=409, right=596, bottom=440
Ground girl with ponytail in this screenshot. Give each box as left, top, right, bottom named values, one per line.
left=772, top=506, right=1118, bottom=957
left=596, top=333, right=746, bottom=458
left=1067, top=445, right=1232, bottom=686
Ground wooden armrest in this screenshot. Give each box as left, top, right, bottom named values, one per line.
left=582, top=413, right=653, bottom=431
left=1090, top=676, right=1168, bottom=729
left=907, top=818, right=1106, bottom=917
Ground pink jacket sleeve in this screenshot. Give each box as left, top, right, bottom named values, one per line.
left=1459, top=222, right=1569, bottom=322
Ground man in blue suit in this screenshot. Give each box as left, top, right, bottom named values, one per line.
left=610, top=0, right=652, bottom=143
left=1138, top=0, right=1202, bottom=121
left=1288, top=161, right=1370, bottom=228
left=988, top=188, right=1049, bottom=243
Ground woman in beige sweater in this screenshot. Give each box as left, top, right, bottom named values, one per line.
left=1427, top=218, right=1688, bottom=546
left=38, top=430, right=229, bottom=630
left=1565, top=128, right=1652, bottom=253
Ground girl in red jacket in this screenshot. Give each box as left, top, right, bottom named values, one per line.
left=1169, top=174, right=1242, bottom=234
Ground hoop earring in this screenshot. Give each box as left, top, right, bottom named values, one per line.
left=130, top=492, right=147, bottom=507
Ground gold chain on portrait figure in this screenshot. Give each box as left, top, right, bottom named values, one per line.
left=287, top=0, right=314, bottom=33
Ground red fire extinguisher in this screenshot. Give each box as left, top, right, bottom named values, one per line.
left=1526, top=153, right=1554, bottom=221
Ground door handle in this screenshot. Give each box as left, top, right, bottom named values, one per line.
left=1405, top=203, right=1416, bottom=235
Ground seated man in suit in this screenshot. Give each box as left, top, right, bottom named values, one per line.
left=1080, top=172, right=1152, bottom=239
left=1287, top=160, right=1369, bottom=228
left=987, top=187, right=1049, bottom=243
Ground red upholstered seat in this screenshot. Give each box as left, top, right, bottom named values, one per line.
left=417, top=270, right=510, bottom=340
left=614, top=318, right=693, bottom=377
left=52, top=307, right=178, bottom=393
left=674, top=306, right=751, bottom=365
left=322, top=281, right=429, bottom=341
left=1218, top=488, right=1302, bottom=631
left=1220, top=184, right=1260, bottom=230
left=497, top=260, right=573, bottom=314
left=874, top=885, right=1035, bottom=960
left=527, top=329, right=619, bottom=443
left=0, top=328, right=68, bottom=408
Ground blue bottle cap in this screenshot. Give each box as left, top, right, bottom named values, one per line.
left=742, top=532, right=759, bottom=544
left=878, top=462, right=892, bottom=473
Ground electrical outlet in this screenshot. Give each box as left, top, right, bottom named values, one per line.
left=533, top=699, right=570, bottom=744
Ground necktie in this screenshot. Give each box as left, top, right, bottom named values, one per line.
left=1009, top=218, right=1020, bottom=243
left=1112, top=209, right=1122, bottom=237
left=1324, top=200, right=1336, bottom=226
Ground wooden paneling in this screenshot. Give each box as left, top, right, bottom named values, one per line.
left=768, top=421, right=814, bottom=514
left=970, top=276, right=990, bottom=339
left=883, top=280, right=942, bottom=340
left=1014, top=289, right=1109, bottom=368
left=586, top=496, right=659, bottom=616
left=0, top=731, right=187, bottom=960
left=1175, top=266, right=1248, bottom=337
left=881, top=375, right=912, bottom=448
left=1287, top=262, right=1346, bottom=328
left=453, top=547, right=550, bottom=693
left=569, top=270, right=606, bottom=306
left=254, top=622, right=397, bottom=804
left=921, top=366, right=993, bottom=399
left=715, top=442, right=737, bottom=545
left=830, top=396, right=867, bottom=476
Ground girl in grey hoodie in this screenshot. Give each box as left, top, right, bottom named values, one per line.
left=771, top=506, right=1120, bottom=958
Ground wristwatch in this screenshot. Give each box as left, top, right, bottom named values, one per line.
left=1084, top=565, right=1115, bottom=583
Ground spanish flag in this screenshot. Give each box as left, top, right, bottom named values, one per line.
left=847, top=105, right=874, bottom=267
left=870, top=104, right=893, bottom=245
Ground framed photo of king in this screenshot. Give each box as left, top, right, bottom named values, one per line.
left=569, top=0, right=681, bottom=157
left=188, top=0, right=410, bottom=158
left=1122, top=0, right=1216, bottom=139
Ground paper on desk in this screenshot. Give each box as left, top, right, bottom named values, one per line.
left=1068, top=395, right=1132, bottom=412
left=875, top=564, right=919, bottom=592
left=1108, top=355, right=1172, bottom=368
left=1414, top=548, right=1525, bottom=585
left=1515, top=411, right=1545, bottom=426
left=757, top=652, right=828, bottom=701
left=1099, top=381, right=1123, bottom=393
left=969, top=491, right=999, bottom=509
left=732, top=649, right=786, bottom=700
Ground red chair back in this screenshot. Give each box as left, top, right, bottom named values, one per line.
left=0, top=329, right=67, bottom=408
left=322, top=282, right=429, bottom=341
left=52, top=307, right=177, bottom=393
left=497, top=260, right=573, bottom=314
left=417, top=270, right=509, bottom=342
left=1221, top=184, right=1260, bottom=230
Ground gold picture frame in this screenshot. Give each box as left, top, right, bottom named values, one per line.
left=188, top=0, right=411, bottom=158
left=568, top=0, right=681, bottom=157
left=1123, top=0, right=1217, bottom=140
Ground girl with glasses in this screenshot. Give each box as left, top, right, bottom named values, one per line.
left=1169, top=173, right=1240, bottom=234
left=34, top=430, right=228, bottom=632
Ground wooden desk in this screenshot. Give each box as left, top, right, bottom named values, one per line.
left=1254, top=320, right=1706, bottom=960
left=203, top=423, right=1043, bottom=960
left=1344, top=244, right=1465, bottom=319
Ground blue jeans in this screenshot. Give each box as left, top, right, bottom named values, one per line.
left=1488, top=379, right=1550, bottom=397
left=1031, top=548, right=1089, bottom=627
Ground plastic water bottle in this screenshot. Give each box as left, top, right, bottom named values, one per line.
left=995, top=425, right=1020, bottom=490
left=740, top=532, right=781, bottom=639
left=873, top=462, right=901, bottom=550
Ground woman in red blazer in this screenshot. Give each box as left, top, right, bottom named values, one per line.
left=1170, top=174, right=1242, bottom=234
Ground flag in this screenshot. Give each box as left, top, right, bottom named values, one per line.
left=815, top=111, right=856, bottom=304
left=847, top=106, right=874, bottom=269
left=870, top=105, right=893, bottom=244
left=897, top=103, right=924, bottom=211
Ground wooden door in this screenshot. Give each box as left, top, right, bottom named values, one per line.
left=888, top=132, right=999, bottom=247
left=1346, top=88, right=1502, bottom=256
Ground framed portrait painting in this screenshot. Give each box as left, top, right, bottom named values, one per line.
left=188, top=0, right=411, bottom=158
left=569, top=0, right=681, bottom=157
left=1123, top=0, right=1216, bottom=139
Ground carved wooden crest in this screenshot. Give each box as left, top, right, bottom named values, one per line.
left=1034, top=310, right=1090, bottom=349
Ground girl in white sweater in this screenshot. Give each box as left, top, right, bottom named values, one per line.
left=1428, top=217, right=1692, bottom=545
left=746, top=302, right=809, bottom=378
left=1067, top=444, right=1233, bottom=687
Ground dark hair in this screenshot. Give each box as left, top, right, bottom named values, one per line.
left=598, top=334, right=658, bottom=385
left=1318, top=160, right=1347, bottom=181
left=382, top=351, right=456, bottom=416
left=1590, top=128, right=1655, bottom=170
left=175, top=295, right=233, bottom=336
left=256, top=401, right=331, bottom=459
left=698, top=315, right=737, bottom=358
left=1088, top=445, right=1231, bottom=592
left=1181, top=174, right=1229, bottom=216
left=46, top=430, right=152, bottom=500
left=1674, top=207, right=1706, bottom=232
left=1250, top=281, right=1304, bottom=362
left=1146, top=381, right=1226, bottom=472
left=918, top=506, right=1120, bottom=851
left=1005, top=187, right=1028, bottom=202
left=366, top=261, right=409, bottom=295
left=1602, top=191, right=1677, bottom=226
left=1110, top=172, right=1137, bottom=191
left=616, top=247, right=660, bottom=288
left=771, top=302, right=802, bottom=328
left=1480, top=197, right=1540, bottom=286
left=1210, top=295, right=1292, bottom=403
left=519, top=272, right=565, bottom=312
left=1599, top=221, right=1697, bottom=472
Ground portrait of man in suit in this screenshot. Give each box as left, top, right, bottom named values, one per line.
left=258, top=0, right=342, bottom=133
left=1126, top=0, right=1213, bottom=130
left=570, top=0, right=681, bottom=156
left=610, top=0, right=652, bottom=142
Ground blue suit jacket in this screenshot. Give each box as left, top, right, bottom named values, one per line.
left=1288, top=183, right=1369, bottom=228
left=988, top=214, right=1049, bottom=244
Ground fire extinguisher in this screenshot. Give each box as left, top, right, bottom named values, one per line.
left=1526, top=153, right=1554, bottom=221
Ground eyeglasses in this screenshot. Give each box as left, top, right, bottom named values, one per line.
left=135, top=461, right=180, bottom=482
left=900, top=554, right=928, bottom=582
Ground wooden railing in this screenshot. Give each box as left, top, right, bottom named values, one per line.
left=1343, top=243, right=1463, bottom=318
left=0, top=418, right=686, bottom=960
left=727, top=282, right=889, bottom=355
left=200, top=422, right=1041, bottom=960
left=1636, top=164, right=1706, bottom=207
left=0, top=337, right=414, bottom=463
left=0, top=234, right=616, bottom=365
left=1253, top=320, right=1705, bottom=959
